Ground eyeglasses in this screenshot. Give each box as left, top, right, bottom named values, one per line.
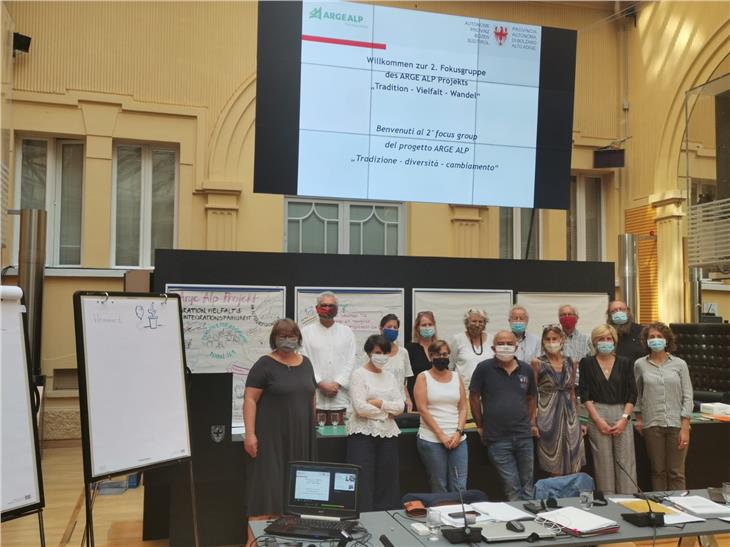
left=541, top=323, right=563, bottom=331
left=318, top=303, right=337, bottom=308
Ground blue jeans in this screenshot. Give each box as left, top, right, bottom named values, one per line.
left=487, top=437, right=534, bottom=501
left=416, top=436, right=468, bottom=493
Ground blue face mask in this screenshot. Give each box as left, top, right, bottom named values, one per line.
left=419, top=326, right=435, bottom=339
left=596, top=341, right=615, bottom=354
left=382, top=328, right=399, bottom=343
left=611, top=311, right=628, bottom=325
left=647, top=338, right=666, bottom=352
left=510, top=321, right=526, bottom=335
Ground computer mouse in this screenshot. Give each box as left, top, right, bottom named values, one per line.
left=506, top=520, right=525, bottom=533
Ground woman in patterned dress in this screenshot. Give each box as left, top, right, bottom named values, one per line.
left=531, top=325, right=584, bottom=475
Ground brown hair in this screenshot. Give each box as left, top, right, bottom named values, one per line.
left=268, top=318, right=302, bottom=350
left=427, top=339, right=451, bottom=356
left=540, top=325, right=565, bottom=353
left=412, top=310, right=438, bottom=341
left=641, top=322, right=677, bottom=352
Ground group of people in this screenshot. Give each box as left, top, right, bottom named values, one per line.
left=243, top=292, right=694, bottom=517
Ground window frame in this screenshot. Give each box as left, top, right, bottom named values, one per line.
left=284, top=197, right=406, bottom=255
left=12, top=136, right=85, bottom=267
left=500, top=207, right=543, bottom=260
left=110, top=142, right=179, bottom=269
left=569, top=174, right=606, bottom=262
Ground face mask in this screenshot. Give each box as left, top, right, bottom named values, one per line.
left=510, top=321, right=526, bottom=335
left=371, top=353, right=389, bottom=369
left=382, top=328, right=399, bottom=343
left=494, top=344, right=516, bottom=362
left=275, top=337, right=298, bottom=351
left=611, top=311, right=628, bottom=325
left=559, top=316, right=578, bottom=331
left=316, top=305, right=338, bottom=319
left=467, top=324, right=484, bottom=336
left=596, top=341, right=615, bottom=354
left=432, top=357, right=450, bottom=371
left=544, top=342, right=562, bottom=354
left=419, top=326, right=435, bottom=339
left=648, top=338, right=666, bottom=352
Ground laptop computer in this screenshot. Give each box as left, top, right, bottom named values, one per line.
left=265, top=461, right=361, bottom=540
left=480, top=521, right=558, bottom=542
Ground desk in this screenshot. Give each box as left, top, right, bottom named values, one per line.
left=251, top=491, right=730, bottom=547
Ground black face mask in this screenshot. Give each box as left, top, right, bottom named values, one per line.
left=432, top=357, right=450, bottom=370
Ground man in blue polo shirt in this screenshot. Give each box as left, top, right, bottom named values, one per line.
left=469, top=330, right=538, bottom=501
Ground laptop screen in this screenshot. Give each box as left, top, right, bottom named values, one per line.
left=287, top=461, right=360, bottom=519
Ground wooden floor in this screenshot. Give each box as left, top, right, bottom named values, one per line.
left=2, top=443, right=728, bottom=546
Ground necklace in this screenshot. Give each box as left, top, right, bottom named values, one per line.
left=470, top=336, right=484, bottom=355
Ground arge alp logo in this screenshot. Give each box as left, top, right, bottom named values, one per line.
left=210, top=425, right=225, bottom=443
left=309, top=5, right=365, bottom=24
left=494, top=25, right=509, bottom=45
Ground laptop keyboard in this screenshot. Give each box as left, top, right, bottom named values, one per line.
left=265, top=516, right=356, bottom=539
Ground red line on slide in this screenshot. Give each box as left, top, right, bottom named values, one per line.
left=302, top=34, right=387, bottom=50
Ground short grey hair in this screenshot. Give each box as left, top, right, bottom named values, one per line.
left=317, top=291, right=338, bottom=305
left=509, top=305, right=529, bottom=320
left=558, top=304, right=579, bottom=317
left=463, top=308, right=489, bottom=326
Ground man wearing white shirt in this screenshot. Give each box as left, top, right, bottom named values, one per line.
left=301, top=291, right=357, bottom=425
left=509, top=305, right=540, bottom=363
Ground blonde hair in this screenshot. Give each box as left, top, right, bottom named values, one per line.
left=590, top=324, right=618, bottom=347
left=412, top=311, right=438, bottom=341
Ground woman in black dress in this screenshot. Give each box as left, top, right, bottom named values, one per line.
left=243, top=318, right=317, bottom=516
left=405, top=310, right=438, bottom=409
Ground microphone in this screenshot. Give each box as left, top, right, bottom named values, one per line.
left=441, top=466, right=482, bottom=544
left=615, top=459, right=664, bottom=527
left=379, top=534, right=395, bottom=547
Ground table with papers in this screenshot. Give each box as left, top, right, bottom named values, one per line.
left=386, top=490, right=730, bottom=546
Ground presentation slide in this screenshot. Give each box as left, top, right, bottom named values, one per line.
left=295, top=470, right=331, bottom=501
left=256, top=1, right=576, bottom=210
left=334, top=472, right=356, bottom=492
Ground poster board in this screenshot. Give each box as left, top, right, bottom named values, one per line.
left=1, top=286, right=44, bottom=518
left=166, top=284, right=286, bottom=428
left=295, top=287, right=404, bottom=362
left=516, top=292, right=610, bottom=337
left=412, top=288, right=514, bottom=342
left=74, top=292, right=191, bottom=481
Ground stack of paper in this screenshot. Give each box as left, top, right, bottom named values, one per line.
left=434, top=504, right=494, bottom=527
left=538, top=506, right=619, bottom=537
left=666, top=496, right=730, bottom=518
left=471, top=502, right=533, bottom=522
left=610, top=498, right=705, bottom=525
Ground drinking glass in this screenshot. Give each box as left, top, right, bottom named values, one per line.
left=331, top=413, right=340, bottom=427
left=426, top=508, right=441, bottom=541
left=723, top=482, right=730, bottom=503
left=579, top=490, right=594, bottom=509
left=317, top=412, right=326, bottom=430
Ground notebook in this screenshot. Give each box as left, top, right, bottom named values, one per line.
left=265, top=461, right=360, bottom=540
left=537, top=506, right=619, bottom=537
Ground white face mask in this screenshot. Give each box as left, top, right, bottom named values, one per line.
left=544, top=341, right=562, bottom=354
left=371, top=353, right=389, bottom=369
left=494, top=344, right=516, bottom=362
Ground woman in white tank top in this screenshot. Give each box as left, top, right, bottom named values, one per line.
left=413, top=340, right=468, bottom=493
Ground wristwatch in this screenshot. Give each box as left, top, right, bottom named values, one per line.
left=456, top=428, right=465, bottom=435
left=621, top=413, right=630, bottom=421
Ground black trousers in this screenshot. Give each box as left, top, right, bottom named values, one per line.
left=346, top=433, right=400, bottom=512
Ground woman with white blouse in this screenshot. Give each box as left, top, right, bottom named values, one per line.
left=379, top=313, right=415, bottom=412
left=346, top=334, right=405, bottom=511
left=451, top=308, right=493, bottom=387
